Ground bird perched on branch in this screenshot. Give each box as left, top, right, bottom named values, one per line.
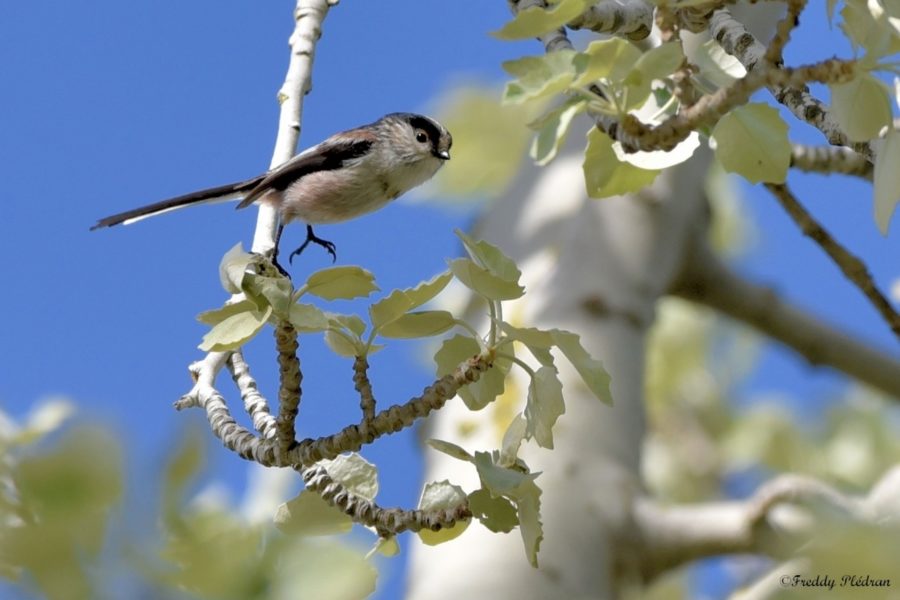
left=92, top=113, right=452, bottom=271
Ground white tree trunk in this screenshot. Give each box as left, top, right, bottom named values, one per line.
left=406, top=129, right=712, bottom=598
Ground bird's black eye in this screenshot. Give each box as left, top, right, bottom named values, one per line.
left=415, top=130, right=428, bottom=144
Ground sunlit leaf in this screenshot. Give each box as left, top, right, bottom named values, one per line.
left=379, top=310, right=456, bottom=339
left=874, top=129, right=900, bottom=234
left=304, top=266, right=378, bottom=300
left=416, top=481, right=470, bottom=545
left=197, top=300, right=258, bottom=326
left=274, top=491, right=353, bottom=536
left=551, top=330, right=612, bottom=404
left=369, top=271, right=452, bottom=328
left=288, top=303, right=329, bottom=332
left=492, top=0, right=590, bottom=40
left=448, top=258, right=525, bottom=300
left=502, top=51, right=578, bottom=104
left=199, top=307, right=272, bottom=352
left=572, top=38, right=642, bottom=87
left=693, top=39, right=746, bottom=88
left=323, top=330, right=360, bottom=358
left=525, top=366, right=566, bottom=449
left=426, top=438, right=475, bottom=462
left=530, top=99, right=586, bottom=166
left=218, top=243, right=253, bottom=294
left=318, top=453, right=378, bottom=501
left=454, top=229, right=522, bottom=283
left=500, top=414, right=528, bottom=467
left=584, top=128, right=660, bottom=198
left=710, top=103, right=790, bottom=183
left=831, top=73, right=893, bottom=142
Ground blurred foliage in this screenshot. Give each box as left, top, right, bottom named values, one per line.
left=0, top=402, right=376, bottom=600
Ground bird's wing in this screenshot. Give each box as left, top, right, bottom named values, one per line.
left=236, top=132, right=374, bottom=209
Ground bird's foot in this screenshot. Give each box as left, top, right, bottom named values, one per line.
left=289, top=225, right=338, bottom=264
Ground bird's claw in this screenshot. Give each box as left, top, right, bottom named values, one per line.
left=289, top=226, right=338, bottom=264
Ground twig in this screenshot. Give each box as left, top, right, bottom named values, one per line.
left=353, top=357, right=377, bottom=440
left=228, top=350, right=277, bottom=439
left=790, top=144, right=873, bottom=180
left=670, top=239, right=900, bottom=397
left=275, top=321, right=302, bottom=451
left=567, top=0, right=653, bottom=40
left=709, top=8, right=875, bottom=161
left=765, top=183, right=900, bottom=340
left=301, top=465, right=471, bottom=537
left=763, top=0, right=806, bottom=66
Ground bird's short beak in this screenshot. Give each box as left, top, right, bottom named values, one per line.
left=436, top=150, right=451, bottom=160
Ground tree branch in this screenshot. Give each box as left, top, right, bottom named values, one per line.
left=670, top=240, right=900, bottom=397
left=790, top=143, right=872, bottom=180
left=765, top=182, right=900, bottom=340
left=709, top=7, right=875, bottom=161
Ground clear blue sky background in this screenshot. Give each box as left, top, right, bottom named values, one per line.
left=1, top=2, right=897, bottom=599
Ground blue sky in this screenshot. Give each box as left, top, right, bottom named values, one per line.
left=1, top=2, right=898, bottom=598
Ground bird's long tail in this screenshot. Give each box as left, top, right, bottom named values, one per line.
left=90, top=175, right=265, bottom=230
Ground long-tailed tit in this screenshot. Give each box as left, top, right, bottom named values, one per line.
left=92, top=113, right=452, bottom=268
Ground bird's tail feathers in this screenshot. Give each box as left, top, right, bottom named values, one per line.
left=90, top=175, right=265, bottom=230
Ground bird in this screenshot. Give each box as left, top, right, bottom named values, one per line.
left=91, top=112, right=452, bottom=271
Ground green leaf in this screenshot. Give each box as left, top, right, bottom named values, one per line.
left=502, top=51, right=578, bottom=105
left=371, top=536, right=400, bottom=557
left=693, top=39, right=746, bottom=88
left=426, top=438, right=475, bottom=462
left=583, top=128, right=660, bottom=198
left=416, top=480, right=470, bottom=546
left=840, top=0, right=900, bottom=56
left=632, top=42, right=684, bottom=82
left=304, top=266, right=378, bottom=300
left=448, top=258, right=525, bottom=300
left=525, top=366, right=565, bottom=449
left=710, top=103, right=790, bottom=184
left=454, top=230, right=522, bottom=283
left=831, top=74, right=893, bottom=142
left=288, top=303, right=329, bottom=332
left=328, top=313, right=367, bottom=337
left=244, top=273, right=292, bottom=315
left=199, top=307, right=272, bottom=352
left=318, top=454, right=378, bottom=501
left=379, top=310, right=456, bottom=339
left=472, top=450, right=544, bottom=565
left=572, top=38, right=642, bottom=87
left=274, top=491, right=353, bottom=536
left=492, top=0, right=590, bottom=40
left=369, top=271, right=452, bottom=328
left=874, top=129, right=900, bottom=234
left=324, top=330, right=360, bottom=358
left=434, top=335, right=507, bottom=410
left=550, top=330, right=612, bottom=404
left=218, top=243, right=254, bottom=294
left=197, top=300, right=258, bottom=326
left=468, top=488, right=518, bottom=533
left=530, top=99, right=587, bottom=166
left=500, top=414, right=528, bottom=467
left=500, top=323, right=555, bottom=366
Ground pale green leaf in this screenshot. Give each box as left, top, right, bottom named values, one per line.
left=831, top=74, right=893, bottom=141
left=324, top=330, right=360, bottom=358
left=840, top=0, right=900, bottom=55
left=218, top=243, right=253, bottom=294
left=500, top=414, right=528, bottom=467
left=573, top=38, right=642, bottom=87
left=693, top=39, right=746, bottom=88
left=434, top=335, right=508, bottom=410
left=328, top=313, right=367, bottom=337
left=583, top=128, right=660, bottom=198
left=274, top=491, right=352, bottom=536
left=454, top=229, right=522, bottom=283
left=288, top=303, right=329, bottom=332
left=710, top=103, right=790, bottom=183
left=473, top=451, right=537, bottom=496
left=369, top=271, right=452, bottom=328
left=632, top=42, right=684, bottom=82
left=416, top=481, right=470, bottom=545
left=448, top=258, right=525, bottom=300
left=244, top=273, right=292, bottom=315
left=551, top=330, right=612, bottom=403
left=318, top=453, right=378, bottom=501
left=379, top=310, right=456, bottom=339
left=197, top=300, right=258, bottom=326
left=199, top=307, right=271, bottom=352
left=371, top=536, right=400, bottom=557
left=492, top=0, right=590, bottom=40
left=530, top=99, right=586, bottom=166
left=500, top=323, right=556, bottom=366
left=502, top=51, right=577, bottom=104
left=515, top=478, right=544, bottom=567
left=525, top=366, right=566, bottom=449
left=304, top=266, right=378, bottom=300
left=874, top=129, right=900, bottom=234
left=426, top=438, right=475, bottom=462
left=468, top=488, right=518, bottom=533
left=277, top=541, right=376, bottom=600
